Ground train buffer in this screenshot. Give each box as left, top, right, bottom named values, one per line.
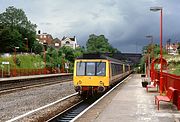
left=76, top=74, right=180, bottom=122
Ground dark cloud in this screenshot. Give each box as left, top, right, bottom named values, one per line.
left=1, top=0, right=180, bottom=53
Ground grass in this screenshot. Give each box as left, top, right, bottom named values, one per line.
left=0, top=54, right=44, bottom=70
left=169, top=64, right=180, bottom=75
left=17, top=54, right=44, bottom=69
left=164, top=54, right=180, bottom=76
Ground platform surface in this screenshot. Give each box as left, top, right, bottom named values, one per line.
left=76, top=74, right=180, bottom=122
left=0, top=73, right=71, bottom=82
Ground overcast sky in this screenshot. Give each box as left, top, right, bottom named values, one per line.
left=0, top=0, right=180, bottom=53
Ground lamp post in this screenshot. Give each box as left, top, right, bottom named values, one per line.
left=24, top=38, right=28, bottom=52
left=43, top=44, right=46, bottom=74
left=61, top=53, right=65, bottom=73
left=146, top=35, right=154, bottom=82
left=14, top=47, right=19, bottom=77
left=150, top=6, right=163, bottom=94
left=146, top=35, right=154, bottom=59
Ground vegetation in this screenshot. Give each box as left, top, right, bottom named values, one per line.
left=42, top=46, right=84, bottom=72
left=164, top=55, right=180, bottom=75
left=139, top=43, right=180, bottom=75
left=0, top=54, right=43, bottom=70
left=0, top=6, right=37, bottom=53
left=139, top=44, right=166, bottom=73
left=86, top=34, right=120, bottom=53
left=32, top=41, right=44, bottom=54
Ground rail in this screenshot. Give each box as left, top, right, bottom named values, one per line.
left=0, top=73, right=72, bottom=94
left=6, top=93, right=79, bottom=122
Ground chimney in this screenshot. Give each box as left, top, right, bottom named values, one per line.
left=38, top=30, right=41, bottom=34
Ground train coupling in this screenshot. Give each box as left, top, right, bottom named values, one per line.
left=75, top=85, right=82, bottom=92
left=97, top=86, right=105, bottom=93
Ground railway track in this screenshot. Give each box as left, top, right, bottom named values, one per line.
left=0, top=74, right=72, bottom=95
left=47, top=75, right=130, bottom=122
left=48, top=97, right=98, bottom=122
left=6, top=92, right=80, bottom=122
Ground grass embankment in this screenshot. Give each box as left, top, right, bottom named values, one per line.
left=164, top=55, right=180, bottom=75
left=0, top=54, right=44, bottom=70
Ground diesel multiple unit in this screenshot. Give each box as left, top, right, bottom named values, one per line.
left=73, top=54, right=132, bottom=96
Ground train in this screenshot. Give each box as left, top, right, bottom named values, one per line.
left=73, top=53, right=132, bottom=97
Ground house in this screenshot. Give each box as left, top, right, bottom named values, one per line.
left=166, top=42, right=179, bottom=55
left=61, top=36, right=79, bottom=49
left=52, top=38, right=61, bottom=49
left=37, top=33, right=53, bottom=45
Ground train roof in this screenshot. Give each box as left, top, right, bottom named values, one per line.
left=76, top=53, right=127, bottom=64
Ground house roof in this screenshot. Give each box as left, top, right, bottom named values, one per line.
left=62, top=36, right=75, bottom=41
left=53, top=38, right=60, bottom=42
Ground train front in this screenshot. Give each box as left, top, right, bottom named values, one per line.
left=73, top=59, right=109, bottom=96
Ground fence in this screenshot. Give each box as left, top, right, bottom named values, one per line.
left=0, top=68, right=63, bottom=78
left=154, top=71, right=180, bottom=91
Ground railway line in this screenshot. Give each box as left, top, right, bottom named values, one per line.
left=6, top=92, right=81, bottom=122
left=0, top=74, right=72, bottom=95
left=47, top=75, right=130, bottom=122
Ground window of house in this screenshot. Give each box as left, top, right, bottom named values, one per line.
left=55, top=43, right=59, bottom=46
left=66, top=41, right=70, bottom=44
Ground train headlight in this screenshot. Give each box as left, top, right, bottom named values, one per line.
left=99, top=81, right=104, bottom=85
left=78, top=80, right=82, bottom=84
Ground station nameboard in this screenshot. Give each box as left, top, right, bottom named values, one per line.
left=2, top=62, right=10, bottom=64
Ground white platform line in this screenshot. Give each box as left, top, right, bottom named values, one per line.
left=6, top=92, right=78, bottom=122
left=70, top=75, right=131, bottom=122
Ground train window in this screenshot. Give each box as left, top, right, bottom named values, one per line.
left=76, top=62, right=85, bottom=76
left=86, top=62, right=95, bottom=76
left=96, top=62, right=106, bottom=76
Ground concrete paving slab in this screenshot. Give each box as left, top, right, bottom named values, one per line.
left=76, top=74, right=180, bottom=122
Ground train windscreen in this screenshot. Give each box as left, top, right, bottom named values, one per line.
left=76, top=62, right=106, bottom=76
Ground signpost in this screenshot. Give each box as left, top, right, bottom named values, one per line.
left=1, top=62, right=10, bottom=78
left=65, top=62, right=69, bottom=73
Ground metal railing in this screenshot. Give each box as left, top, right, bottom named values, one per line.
left=0, top=68, right=66, bottom=78
left=154, top=71, right=180, bottom=91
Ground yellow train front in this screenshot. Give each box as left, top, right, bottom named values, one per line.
left=73, top=54, right=131, bottom=96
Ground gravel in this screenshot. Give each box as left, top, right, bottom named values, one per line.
left=0, top=81, right=76, bottom=121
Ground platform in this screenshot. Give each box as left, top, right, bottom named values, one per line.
left=0, top=73, right=72, bottom=82
left=76, top=74, right=180, bottom=122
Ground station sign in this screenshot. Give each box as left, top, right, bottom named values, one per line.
left=2, top=61, right=10, bottom=64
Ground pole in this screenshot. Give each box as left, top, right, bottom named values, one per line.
left=44, top=48, right=46, bottom=74
left=8, top=64, right=10, bottom=76
left=148, top=51, right=150, bottom=82
left=150, top=37, right=154, bottom=81
left=26, top=38, right=28, bottom=52
left=14, top=48, right=16, bottom=77
left=2, top=65, right=3, bottom=78
left=160, top=9, right=163, bottom=94
left=145, top=63, right=146, bottom=75
left=146, top=35, right=153, bottom=82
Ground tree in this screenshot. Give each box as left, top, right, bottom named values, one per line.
left=0, top=6, right=37, bottom=53
left=0, top=28, right=22, bottom=52
left=59, top=46, right=75, bottom=62
left=32, top=41, right=43, bottom=54
left=74, top=47, right=84, bottom=58
left=140, top=44, right=167, bottom=73
left=86, top=34, right=120, bottom=53
left=142, top=44, right=166, bottom=59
